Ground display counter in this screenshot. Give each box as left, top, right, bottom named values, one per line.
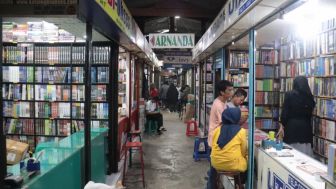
left=7, top=128, right=108, bottom=189
left=220, top=129, right=328, bottom=189
left=255, top=129, right=327, bottom=189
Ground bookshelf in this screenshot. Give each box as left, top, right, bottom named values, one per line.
left=118, top=54, right=127, bottom=108
left=279, top=17, right=336, bottom=161
left=2, top=42, right=112, bottom=151
left=255, top=49, right=280, bottom=131
left=226, top=50, right=249, bottom=107
left=205, top=57, right=213, bottom=134
left=227, top=50, right=249, bottom=88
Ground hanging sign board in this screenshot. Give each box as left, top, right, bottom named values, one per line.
left=193, top=0, right=259, bottom=59
left=149, top=33, right=195, bottom=49
left=162, top=51, right=192, bottom=64
left=95, top=0, right=135, bottom=40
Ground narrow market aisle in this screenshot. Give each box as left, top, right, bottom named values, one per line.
left=125, top=111, right=209, bottom=189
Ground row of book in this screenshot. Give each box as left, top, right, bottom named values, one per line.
left=318, top=28, right=336, bottom=55
left=91, top=103, right=109, bottom=119
left=35, top=67, right=71, bottom=83
left=280, top=78, right=293, bottom=92
left=229, top=51, right=249, bottom=68
left=255, top=119, right=278, bottom=130
left=280, top=56, right=336, bottom=77
left=255, top=65, right=279, bottom=78
left=256, top=49, right=278, bottom=65
left=93, top=46, right=110, bottom=64
left=3, top=101, right=34, bottom=117
left=5, top=119, right=34, bottom=134
left=280, top=35, right=316, bottom=61
left=321, top=17, right=336, bottom=32
left=315, top=98, right=336, bottom=120
left=3, top=66, right=34, bottom=83
left=255, top=91, right=279, bottom=105
left=35, top=46, right=72, bottom=64
left=35, top=85, right=71, bottom=101
left=91, top=85, right=107, bottom=101
left=310, top=77, right=336, bottom=97
left=313, top=136, right=330, bottom=158
left=312, top=116, right=336, bottom=142
left=92, top=67, right=109, bottom=83
left=255, top=106, right=278, bottom=118
left=5, top=118, right=105, bottom=136
left=231, top=73, right=249, bottom=87
left=2, top=84, right=34, bottom=100
left=3, top=44, right=34, bottom=64
left=256, top=79, right=275, bottom=91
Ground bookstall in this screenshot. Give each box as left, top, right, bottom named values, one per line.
left=0, top=1, right=160, bottom=188
left=192, top=0, right=336, bottom=188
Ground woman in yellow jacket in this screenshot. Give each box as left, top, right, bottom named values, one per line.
left=209, top=107, right=247, bottom=188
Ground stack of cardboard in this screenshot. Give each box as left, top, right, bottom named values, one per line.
left=6, top=139, right=29, bottom=165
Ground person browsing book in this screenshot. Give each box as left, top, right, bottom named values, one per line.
left=277, top=76, right=315, bottom=156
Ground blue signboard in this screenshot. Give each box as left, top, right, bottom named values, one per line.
left=239, top=0, right=256, bottom=15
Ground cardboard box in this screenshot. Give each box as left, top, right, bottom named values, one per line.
left=6, top=139, right=29, bottom=165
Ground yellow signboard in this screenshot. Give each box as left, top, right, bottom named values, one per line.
left=95, top=0, right=133, bottom=38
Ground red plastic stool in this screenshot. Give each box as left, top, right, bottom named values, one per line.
left=216, top=171, right=243, bottom=189
left=186, top=120, right=198, bottom=136
left=128, top=129, right=142, bottom=167
left=122, top=141, right=145, bottom=188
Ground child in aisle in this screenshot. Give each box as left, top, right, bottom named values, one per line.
left=227, top=88, right=249, bottom=127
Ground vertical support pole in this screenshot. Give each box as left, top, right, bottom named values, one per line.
left=108, top=41, right=119, bottom=173
left=84, top=22, right=92, bottom=184
left=0, top=16, right=6, bottom=189
left=221, top=48, right=225, bottom=80
left=247, top=28, right=256, bottom=189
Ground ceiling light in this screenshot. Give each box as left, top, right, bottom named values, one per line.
left=175, top=16, right=180, bottom=19
left=160, top=29, right=169, bottom=34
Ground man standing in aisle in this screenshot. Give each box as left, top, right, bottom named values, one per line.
left=207, top=80, right=234, bottom=189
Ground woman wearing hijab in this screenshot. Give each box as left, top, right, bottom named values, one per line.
left=166, top=83, right=179, bottom=112
left=209, top=107, right=247, bottom=188
left=278, top=76, right=316, bottom=156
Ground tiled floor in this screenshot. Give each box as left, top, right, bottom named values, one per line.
left=125, top=111, right=209, bottom=189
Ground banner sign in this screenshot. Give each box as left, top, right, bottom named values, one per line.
left=149, top=33, right=195, bottom=49
left=193, top=0, right=259, bottom=59
left=95, top=0, right=135, bottom=39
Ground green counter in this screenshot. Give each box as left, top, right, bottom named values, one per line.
left=7, top=128, right=108, bottom=189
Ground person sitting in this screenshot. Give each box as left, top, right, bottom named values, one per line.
left=146, top=97, right=166, bottom=135
left=209, top=107, right=247, bottom=188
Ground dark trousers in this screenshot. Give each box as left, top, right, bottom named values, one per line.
left=146, top=113, right=163, bottom=131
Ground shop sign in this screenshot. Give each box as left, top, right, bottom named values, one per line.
left=161, top=51, right=192, bottom=65
left=95, top=0, right=134, bottom=39
left=193, top=0, right=259, bottom=59
left=149, top=33, right=195, bottom=49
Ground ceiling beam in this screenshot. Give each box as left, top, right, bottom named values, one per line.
left=127, top=0, right=219, bottom=18
left=129, top=7, right=217, bottom=18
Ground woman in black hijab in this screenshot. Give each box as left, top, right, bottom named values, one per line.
left=278, top=76, right=315, bottom=156
left=166, top=83, right=179, bottom=112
